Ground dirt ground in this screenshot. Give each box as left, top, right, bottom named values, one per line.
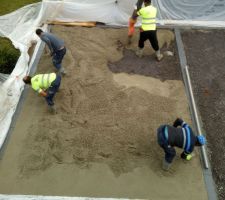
left=0, top=26, right=207, bottom=199
left=182, top=29, right=225, bottom=200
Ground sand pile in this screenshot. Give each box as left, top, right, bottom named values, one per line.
left=18, top=26, right=190, bottom=177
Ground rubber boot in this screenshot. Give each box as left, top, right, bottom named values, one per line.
left=156, top=50, right=163, bottom=61
left=48, top=105, right=56, bottom=114
left=162, top=158, right=171, bottom=171
left=127, top=35, right=132, bottom=45
left=59, top=67, right=67, bottom=76
left=136, top=48, right=143, bottom=58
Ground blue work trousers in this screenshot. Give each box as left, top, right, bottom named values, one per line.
left=157, top=125, right=176, bottom=163
left=45, top=75, right=61, bottom=106
left=52, top=47, right=66, bottom=70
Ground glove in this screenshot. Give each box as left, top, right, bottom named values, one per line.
left=173, top=118, right=183, bottom=127
left=181, top=152, right=192, bottom=161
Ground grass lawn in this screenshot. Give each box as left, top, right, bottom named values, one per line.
left=0, top=0, right=40, bottom=16
left=0, top=0, right=40, bottom=74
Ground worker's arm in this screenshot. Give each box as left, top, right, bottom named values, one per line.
left=32, top=84, right=47, bottom=97
left=136, top=0, right=144, bottom=11
left=39, top=90, right=47, bottom=97
left=41, top=36, right=54, bottom=56
left=136, top=6, right=143, bottom=17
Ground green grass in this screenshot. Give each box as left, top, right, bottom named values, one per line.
left=0, top=38, right=20, bottom=74
left=0, top=0, right=40, bottom=16
left=0, top=0, right=40, bottom=74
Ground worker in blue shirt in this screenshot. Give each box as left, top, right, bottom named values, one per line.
left=157, top=118, right=206, bottom=170
left=36, top=29, right=66, bottom=75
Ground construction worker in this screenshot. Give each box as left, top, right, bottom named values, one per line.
left=135, top=0, right=163, bottom=61
left=127, top=0, right=144, bottom=44
left=36, top=29, right=67, bottom=75
left=157, top=118, right=206, bottom=170
left=23, top=73, right=61, bottom=113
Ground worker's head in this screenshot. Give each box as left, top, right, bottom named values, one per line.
left=36, top=28, right=43, bottom=36
left=195, top=135, right=206, bottom=146
left=23, top=76, right=32, bottom=84
left=144, top=0, right=151, bottom=6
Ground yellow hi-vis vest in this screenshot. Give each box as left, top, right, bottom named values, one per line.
left=31, top=73, right=56, bottom=93
left=137, top=5, right=157, bottom=31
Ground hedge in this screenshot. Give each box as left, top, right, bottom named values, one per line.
left=0, top=38, right=20, bottom=74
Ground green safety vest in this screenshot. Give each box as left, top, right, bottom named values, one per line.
left=137, top=5, right=157, bottom=31
left=31, top=73, right=56, bottom=93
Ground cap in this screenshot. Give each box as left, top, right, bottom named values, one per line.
left=197, top=135, right=206, bottom=145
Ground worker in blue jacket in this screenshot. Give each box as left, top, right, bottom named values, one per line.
left=36, top=29, right=66, bottom=75
left=157, top=118, right=206, bottom=170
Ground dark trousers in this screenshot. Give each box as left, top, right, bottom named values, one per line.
left=45, top=75, right=61, bottom=106
left=138, top=30, right=159, bottom=51
left=52, top=47, right=66, bottom=70
left=157, top=125, right=176, bottom=163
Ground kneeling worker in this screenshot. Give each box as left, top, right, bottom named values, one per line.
left=157, top=118, right=206, bottom=170
left=23, top=73, right=61, bottom=113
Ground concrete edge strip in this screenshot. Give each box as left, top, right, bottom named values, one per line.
left=175, top=28, right=218, bottom=200
left=0, top=35, right=46, bottom=159
left=0, top=195, right=143, bottom=200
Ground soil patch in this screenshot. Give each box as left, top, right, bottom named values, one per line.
left=109, top=45, right=181, bottom=81
left=182, top=29, right=225, bottom=200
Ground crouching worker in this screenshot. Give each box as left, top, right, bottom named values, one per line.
left=23, top=73, right=61, bottom=113
left=157, top=118, right=206, bottom=171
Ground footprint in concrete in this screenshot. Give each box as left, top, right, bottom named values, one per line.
left=98, top=152, right=112, bottom=158
left=63, top=48, right=76, bottom=72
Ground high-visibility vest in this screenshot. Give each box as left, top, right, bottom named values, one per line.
left=137, top=5, right=157, bottom=31
left=31, top=73, right=56, bottom=93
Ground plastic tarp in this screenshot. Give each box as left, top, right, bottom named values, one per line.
left=0, top=0, right=225, bottom=150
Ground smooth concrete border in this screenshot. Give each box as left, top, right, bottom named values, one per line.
left=0, top=25, right=50, bottom=159
left=0, top=40, right=45, bottom=160
left=175, top=28, right=218, bottom=200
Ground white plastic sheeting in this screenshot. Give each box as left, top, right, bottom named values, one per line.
left=0, top=0, right=225, bottom=150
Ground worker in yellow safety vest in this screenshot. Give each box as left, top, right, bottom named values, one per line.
left=135, top=0, right=163, bottom=61
left=23, top=73, right=61, bottom=113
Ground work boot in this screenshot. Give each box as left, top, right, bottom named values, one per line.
left=127, top=36, right=132, bottom=45
left=59, top=67, right=67, bottom=76
left=48, top=105, right=56, bottom=114
left=162, top=159, right=171, bottom=171
left=136, top=48, right=143, bottom=58
left=155, top=50, right=163, bottom=61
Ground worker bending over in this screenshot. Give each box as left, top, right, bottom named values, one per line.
left=135, top=0, right=163, bottom=61
left=157, top=118, right=206, bottom=170
left=36, top=29, right=67, bottom=75
left=23, top=73, right=61, bottom=113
